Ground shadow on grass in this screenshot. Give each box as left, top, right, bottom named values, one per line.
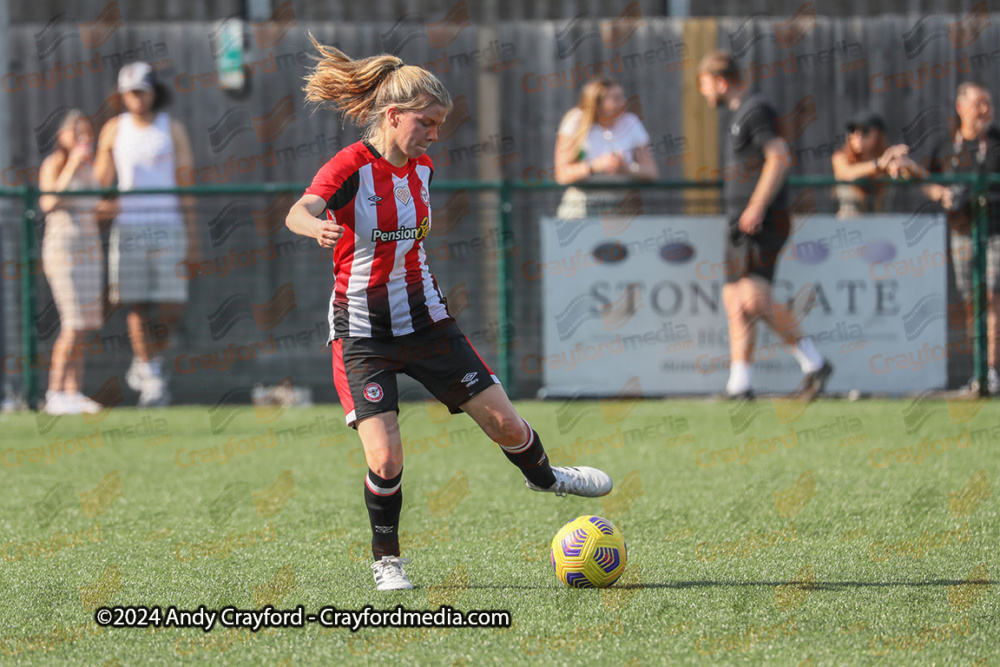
left=435, top=580, right=991, bottom=590
left=616, top=580, right=991, bottom=590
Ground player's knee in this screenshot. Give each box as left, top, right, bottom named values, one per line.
left=367, top=451, right=403, bottom=479
left=491, top=412, right=527, bottom=448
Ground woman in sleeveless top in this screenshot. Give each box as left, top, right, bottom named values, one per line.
left=831, top=111, right=919, bottom=218
left=94, top=61, right=197, bottom=407
left=39, top=110, right=105, bottom=415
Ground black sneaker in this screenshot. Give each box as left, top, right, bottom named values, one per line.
left=800, top=361, right=833, bottom=401
left=725, top=389, right=756, bottom=401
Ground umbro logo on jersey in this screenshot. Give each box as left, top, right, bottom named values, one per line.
left=461, top=372, right=479, bottom=387
left=371, top=217, right=430, bottom=243
left=394, top=186, right=411, bottom=205
left=368, top=195, right=383, bottom=206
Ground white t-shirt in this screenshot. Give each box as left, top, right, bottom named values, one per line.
left=557, top=109, right=651, bottom=163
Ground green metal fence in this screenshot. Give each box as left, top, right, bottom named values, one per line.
left=4, top=173, right=997, bottom=408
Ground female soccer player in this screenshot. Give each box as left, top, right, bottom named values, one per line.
left=285, top=40, right=613, bottom=591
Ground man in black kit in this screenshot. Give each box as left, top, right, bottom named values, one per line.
left=697, top=50, right=832, bottom=399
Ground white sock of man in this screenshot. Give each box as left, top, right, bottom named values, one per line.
left=792, top=337, right=824, bottom=373
left=727, top=361, right=753, bottom=395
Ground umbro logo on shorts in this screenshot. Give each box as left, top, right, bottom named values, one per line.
left=461, top=372, right=479, bottom=387
left=364, top=382, right=384, bottom=402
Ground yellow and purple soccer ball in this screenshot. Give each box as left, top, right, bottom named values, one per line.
left=550, top=515, right=627, bottom=588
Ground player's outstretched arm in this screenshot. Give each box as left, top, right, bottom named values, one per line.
left=286, top=194, right=343, bottom=248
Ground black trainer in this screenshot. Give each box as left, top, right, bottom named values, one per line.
left=800, top=361, right=834, bottom=401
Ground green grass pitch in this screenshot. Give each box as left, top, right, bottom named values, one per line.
left=0, top=398, right=997, bottom=665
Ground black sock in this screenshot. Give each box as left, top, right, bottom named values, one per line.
left=364, top=468, right=402, bottom=560
left=500, top=420, right=557, bottom=489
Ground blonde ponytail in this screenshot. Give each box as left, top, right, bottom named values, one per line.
left=304, top=35, right=452, bottom=141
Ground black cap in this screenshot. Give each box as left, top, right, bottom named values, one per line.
left=846, top=110, right=886, bottom=133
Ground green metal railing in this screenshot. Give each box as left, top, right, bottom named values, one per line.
left=7, top=173, right=998, bottom=407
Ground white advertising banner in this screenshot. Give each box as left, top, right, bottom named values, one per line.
left=537, top=213, right=947, bottom=396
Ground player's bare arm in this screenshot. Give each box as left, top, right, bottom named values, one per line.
left=286, top=194, right=343, bottom=248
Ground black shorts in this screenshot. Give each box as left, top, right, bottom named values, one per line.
left=331, top=318, right=499, bottom=427
left=724, top=210, right=791, bottom=284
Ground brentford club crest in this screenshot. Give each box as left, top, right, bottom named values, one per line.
left=420, top=186, right=430, bottom=206
left=363, top=382, right=384, bottom=402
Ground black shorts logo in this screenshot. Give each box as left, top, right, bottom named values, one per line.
left=363, top=382, right=384, bottom=402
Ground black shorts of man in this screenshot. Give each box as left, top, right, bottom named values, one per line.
left=697, top=50, right=832, bottom=399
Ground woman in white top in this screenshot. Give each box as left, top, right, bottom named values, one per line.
left=94, top=61, right=197, bottom=407
left=39, top=110, right=105, bottom=414
left=554, top=77, right=658, bottom=218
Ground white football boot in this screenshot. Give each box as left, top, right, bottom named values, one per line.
left=526, top=466, right=613, bottom=497
left=371, top=556, right=413, bottom=591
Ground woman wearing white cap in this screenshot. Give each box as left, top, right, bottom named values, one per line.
left=94, top=61, right=197, bottom=407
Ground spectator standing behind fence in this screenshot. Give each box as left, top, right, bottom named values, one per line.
left=93, top=62, right=198, bottom=407
left=697, top=50, right=832, bottom=400
left=831, top=111, right=919, bottom=218
left=554, top=77, right=658, bottom=218
left=917, top=82, right=1000, bottom=394
left=38, top=110, right=105, bottom=415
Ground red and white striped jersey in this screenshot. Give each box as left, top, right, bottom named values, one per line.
left=305, top=141, right=452, bottom=340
